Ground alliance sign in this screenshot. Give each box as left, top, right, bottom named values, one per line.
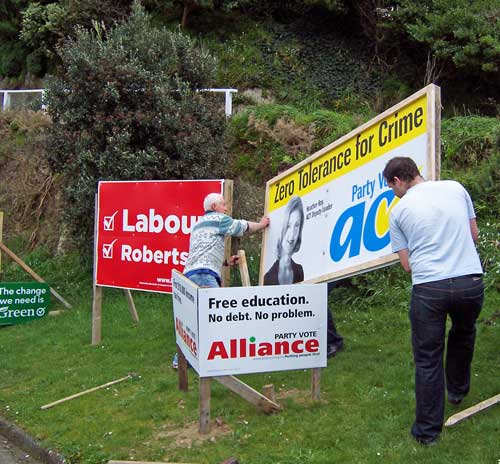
left=95, top=180, right=223, bottom=293
left=172, top=270, right=327, bottom=377
left=260, top=84, right=440, bottom=284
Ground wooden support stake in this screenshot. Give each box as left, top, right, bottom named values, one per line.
left=41, top=373, right=135, bottom=410
left=199, top=377, right=211, bottom=434
left=445, top=392, right=500, bottom=427
left=311, top=368, right=321, bottom=401
left=124, top=289, right=139, bottom=323
left=237, top=250, right=251, bottom=287
left=0, top=211, right=3, bottom=275
left=262, top=384, right=276, bottom=403
left=177, top=344, right=189, bottom=392
left=214, top=375, right=280, bottom=414
left=221, top=180, right=234, bottom=287
left=92, top=285, right=103, bottom=345
left=0, top=242, right=72, bottom=309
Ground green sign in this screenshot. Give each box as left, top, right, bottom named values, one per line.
left=0, top=282, right=50, bottom=325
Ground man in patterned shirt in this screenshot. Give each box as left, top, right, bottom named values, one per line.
left=183, top=192, right=270, bottom=288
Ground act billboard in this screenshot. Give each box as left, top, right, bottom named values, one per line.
left=259, top=84, right=441, bottom=284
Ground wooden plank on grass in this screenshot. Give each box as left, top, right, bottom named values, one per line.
left=445, top=392, right=500, bottom=427
left=41, top=374, right=134, bottom=410
left=0, top=242, right=72, bottom=309
left=214, top=375, right=280, bottom=414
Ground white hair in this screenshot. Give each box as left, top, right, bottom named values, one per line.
left=203, top=193, right=224, bottom=212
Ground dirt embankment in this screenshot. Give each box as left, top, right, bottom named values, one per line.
left=0, top=110, right=266, bottom=258
left=0, top=110, right=64, bottom=253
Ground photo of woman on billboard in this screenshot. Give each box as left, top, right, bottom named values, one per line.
left=263, top=195, right=305, bottom=285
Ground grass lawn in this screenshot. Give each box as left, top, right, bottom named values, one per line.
left=1, top=252, right=499, bottom=464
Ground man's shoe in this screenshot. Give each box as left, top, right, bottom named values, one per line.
left=413, top=435, right=439, bottom=446
left=448, top=393, right=464, bottom=405
left=327, top=343, right=343, bottom=358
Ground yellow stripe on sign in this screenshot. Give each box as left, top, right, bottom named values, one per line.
left=268, top=95, right=427, bottom=212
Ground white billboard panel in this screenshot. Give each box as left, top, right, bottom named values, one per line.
left=260, top=85, right=440, bottom=284
left=172, top=275, right=328, bottom=377
left=172, top=271, right=200, bottom=372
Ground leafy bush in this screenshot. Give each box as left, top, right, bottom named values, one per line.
left=20, top=0, right=134, bottom=76
left=441, top=116, right=500, bottom=169
left=476, top=219, right=500, bottom=291
left=197, top=12, right=381, bottom=110
left=392, top=0, right=500, bottom=74
left=43, top=2, right=229, bottom=252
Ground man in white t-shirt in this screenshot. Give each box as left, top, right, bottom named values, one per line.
left=383, top=156, right=484, bottom=446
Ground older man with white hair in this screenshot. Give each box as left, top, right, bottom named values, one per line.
left=183, top=192, right=270, bottom=288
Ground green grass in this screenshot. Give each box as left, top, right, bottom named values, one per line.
left=1, top=251, right=499, bottom=464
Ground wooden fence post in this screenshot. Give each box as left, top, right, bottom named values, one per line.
left=92, top=285, right=103, bottom=345
left=311, top=368, right=321, bottom=401
left=0, top=211, right=3, bottom=276
left=199, top=378, right=211, bottom=434
left=221, top=180, right=233, bottom=287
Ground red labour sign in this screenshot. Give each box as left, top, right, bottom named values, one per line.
left=95, top=180, right=224, bottom=293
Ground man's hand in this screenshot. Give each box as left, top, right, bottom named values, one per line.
left=247, top=216, right=270, bottom=233
left=227, top=255, right=240, bottom=266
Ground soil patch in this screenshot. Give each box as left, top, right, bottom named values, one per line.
left=154, top=417, right=232, bottom=449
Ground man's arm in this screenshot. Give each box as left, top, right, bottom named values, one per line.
left=470, top=218, right=479, bottom=242
left=397, top=249, right=411, bottom=273
left=247, top=216, right=270, bottom=234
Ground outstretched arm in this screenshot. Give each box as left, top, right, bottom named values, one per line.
left=247, top=216, right=270, bottom=234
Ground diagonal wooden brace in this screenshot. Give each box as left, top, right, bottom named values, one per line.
left=213, top=375, right=281, bottom=414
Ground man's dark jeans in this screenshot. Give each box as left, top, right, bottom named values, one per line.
left=409, top=275, right=484, bottom=441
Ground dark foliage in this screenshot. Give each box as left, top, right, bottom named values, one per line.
left=0, top=0, right=30, bottom=77
left=43, top=3, right=229, bottom=251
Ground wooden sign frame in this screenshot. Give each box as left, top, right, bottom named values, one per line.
left=175, top=251, right=322, bottom=434
left=91, top=181, right=234, bottom=345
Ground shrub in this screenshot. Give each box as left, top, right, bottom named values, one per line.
left=43, top=2, right=229, bottom=252
left=20, top=0, right=134, bottom=76
left=441, top=115, right=500, bottom=169
left=229, top=104, right=362, bottom=181
left=394, top=0, right=500, bottom=74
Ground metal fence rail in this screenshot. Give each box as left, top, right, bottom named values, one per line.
left=0, top=88, right=238, bottom=116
